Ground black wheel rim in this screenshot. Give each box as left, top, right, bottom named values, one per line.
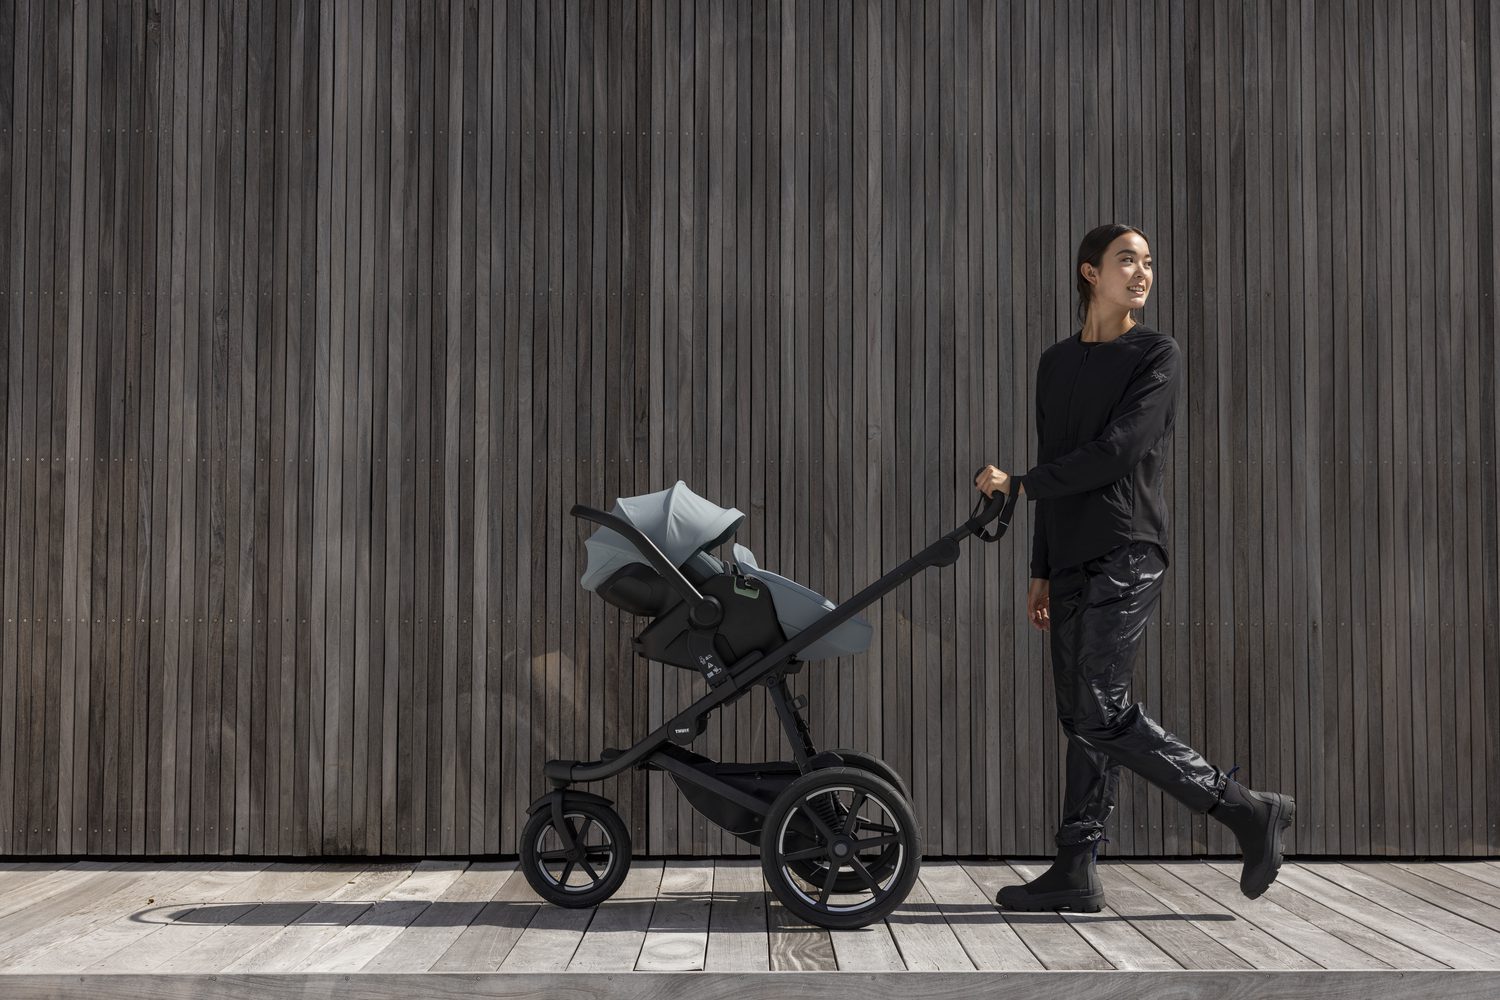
left=533, top=811, right=617, bottom=893
left=775, top=784, right=907, bottom=914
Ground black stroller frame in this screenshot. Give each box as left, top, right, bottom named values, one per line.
left=521, top=482, right=1021, bottom=929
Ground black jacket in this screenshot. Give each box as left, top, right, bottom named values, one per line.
left=1014, top=323, right=1179, bottom=578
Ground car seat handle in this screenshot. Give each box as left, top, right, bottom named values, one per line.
left=572, top=503, right=722, bottom=624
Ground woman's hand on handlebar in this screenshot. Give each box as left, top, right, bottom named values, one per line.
left=1027, top=578, right=1051, bottom=632
left=974, top=464, right=1021, bottom=498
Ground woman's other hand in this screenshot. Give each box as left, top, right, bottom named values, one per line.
left=1027, top=578, right=1051, bottom=632
left=974, top=464, right=1019, bottom=498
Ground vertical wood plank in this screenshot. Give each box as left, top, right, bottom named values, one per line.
left=123, top=0, right=151, bottom=857
left=0, top=0, right=24, bottom=857
left=354, top=0, right=380, bottom=857
left=385, top=0, right=406, bottom=859
left=59, top=0, right=87, bottom=858
left=203, top=0, right=227, bottom=857
left=468, top=0, right=486, bottom=857
left=439, top=0, right=460, bottom=858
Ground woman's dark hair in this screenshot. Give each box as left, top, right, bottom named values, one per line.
left=1075, top=223, right=1150, bottom=324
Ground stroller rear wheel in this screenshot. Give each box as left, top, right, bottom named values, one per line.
left=788, top=750, right=910, bottom=892
left=760, top=766, right=921, bottom=929
left=519, top=798, right=632, bottom=907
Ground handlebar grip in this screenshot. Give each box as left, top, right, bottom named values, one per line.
left=968, top=471, right=1022, bottom=543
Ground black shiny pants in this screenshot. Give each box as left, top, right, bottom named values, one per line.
left=1048, top=540, right=1227, bottom=848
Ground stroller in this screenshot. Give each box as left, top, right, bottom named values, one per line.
left=519, top=477, right=1020, bottom=929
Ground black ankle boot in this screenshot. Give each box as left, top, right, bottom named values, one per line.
left=1208, top=769, right=1295, bottom=899
left=995, top=838, right=1105, bottom=913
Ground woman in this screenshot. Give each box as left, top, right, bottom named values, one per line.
left=974, top=223, right=1294, bottom=913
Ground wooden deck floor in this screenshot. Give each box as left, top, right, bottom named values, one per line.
left=1, top=858, right=1499, bottom=998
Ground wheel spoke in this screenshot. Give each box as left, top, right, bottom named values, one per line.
left=781, top=844, right=831, bottom=863
left=859, top=821, right=897, bottom=834
left=847, top=855, right=881, bottom=892
left=853, top=834, right=901, bottom=851
left=801, top=794, right=839, bottom=842
left=539, top=849, right=571, bottom=861
left=581, top=860, right=602, bottom=884
left=843, top=792, right=867, bottom=835
left=559, top=817, right=580, bottom=852
left=817, top=856, right=841, bottom=906
left=559, top=860, right=576, bottom=886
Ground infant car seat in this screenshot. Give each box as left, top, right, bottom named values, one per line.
left=579, top=481, right=871, bottom=684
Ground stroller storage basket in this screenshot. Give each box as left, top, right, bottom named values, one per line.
left=661, top=746, right=801, bottom=846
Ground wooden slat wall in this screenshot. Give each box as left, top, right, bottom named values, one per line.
left=0, top=0, right=1496, bottom=858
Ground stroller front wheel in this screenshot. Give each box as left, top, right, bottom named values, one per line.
left=760, top=766, right=921, bottom=929
left=519, top=798, right=632, bottom=907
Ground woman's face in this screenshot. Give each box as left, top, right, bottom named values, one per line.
left=1083, top=232, right=1152, bottom=313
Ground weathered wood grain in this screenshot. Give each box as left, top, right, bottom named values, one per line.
left=0, top=858, right=1496, bottom=983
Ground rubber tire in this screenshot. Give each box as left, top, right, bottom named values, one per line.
left=827, top=748, right=912, bottom=802
left=519, top=799, right=632, bottom=908
left=760, top=766, right=922, bottom=929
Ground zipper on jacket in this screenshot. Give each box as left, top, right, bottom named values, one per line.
left=1064, top=342, right=1092, bottom=448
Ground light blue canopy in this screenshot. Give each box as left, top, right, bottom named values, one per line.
left=580, top=481, right=746, bottom=594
